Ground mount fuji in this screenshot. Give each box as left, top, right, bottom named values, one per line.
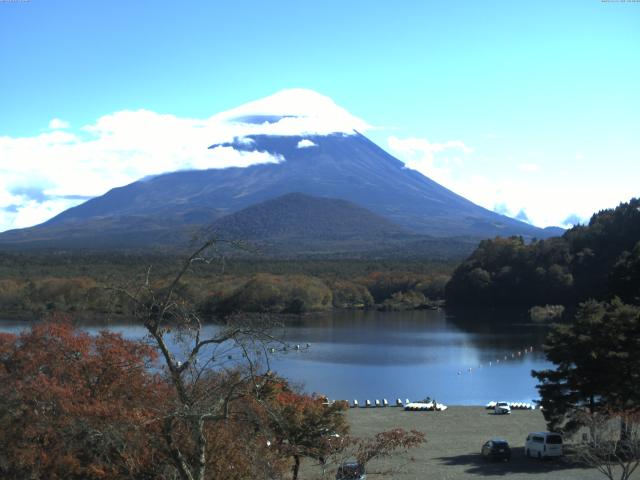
left=0, top=89, right=561, bottom=254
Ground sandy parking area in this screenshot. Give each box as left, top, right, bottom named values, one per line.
left=300, top=406, right=637, bottom=480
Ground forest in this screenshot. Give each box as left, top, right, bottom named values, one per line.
left=0, top=239, right=429, bottom=480
left=445, top=198, right=640, bottom=308
left=0, top=255, right=453, bottom=319
left=2, top=198, right=639, bottom=319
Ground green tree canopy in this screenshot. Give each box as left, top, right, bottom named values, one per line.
left=446, top=198, right=640, bottom=307
left=532, top=299, right=640, bottom=434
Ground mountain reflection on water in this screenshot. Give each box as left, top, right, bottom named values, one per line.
left=0, top=308, right=552, bottom=405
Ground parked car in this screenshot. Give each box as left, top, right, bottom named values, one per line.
left=336, top=461, right=366, bottom=480
left=481, top=438, right=511, bottom=461
left=494, top=401, right=511, bottom=415
left=525, top=432, right=563, bottom=458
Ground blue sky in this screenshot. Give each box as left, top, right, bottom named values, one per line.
left=1, top=0, right=639, bottom=231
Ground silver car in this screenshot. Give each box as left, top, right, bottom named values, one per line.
left=336, top=461, right=366, bottom=480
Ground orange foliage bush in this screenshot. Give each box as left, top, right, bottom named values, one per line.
left=0, top=319, right=170, bottom=479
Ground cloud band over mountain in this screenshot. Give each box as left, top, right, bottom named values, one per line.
left=0, top=89, right=368, bottom=232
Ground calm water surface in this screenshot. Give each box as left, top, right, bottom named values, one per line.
left=0, top=308, right=552, bottom=405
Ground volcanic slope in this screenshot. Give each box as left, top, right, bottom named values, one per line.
left=0, top=89, right=561, bottom=253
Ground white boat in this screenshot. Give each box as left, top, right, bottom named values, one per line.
left=404, top=401, right=448, bottom=412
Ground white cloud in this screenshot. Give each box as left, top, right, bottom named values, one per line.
left=385, top=133, right=639, bottom=228
left=493, top=202, right=511, bottom=216
left=220, top=88, right=370, bottom=136
left=205, top=146, right=283, bottom=169
left=456, top=175, right=626, bottom=228
left=388, top=136, right=472, bottom=163
left=48, top=118, right=70, bottom=129
left=0, top=88, right=372, bottom=232
left=515, top=208, right=531, bottom=224
left=387, top=135, right=473, bottom=187
left=519, top=163, right=540, bottom=173
left=562, top=213, right=587, bottom=227
left=297, top=139, right=317, bottom=149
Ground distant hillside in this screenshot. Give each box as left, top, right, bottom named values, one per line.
left=445, top=198, right=640, bottom=307
left=212, top=192, right=406, bottom=240
left=0, top=193, right=478, bottom=259
left=208, top=193, right=477, bottom=259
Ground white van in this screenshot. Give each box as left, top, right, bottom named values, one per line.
left=525, top=432, right=563, bottom=458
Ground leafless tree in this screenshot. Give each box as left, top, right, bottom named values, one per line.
left=117, top=237, right=285, bottom=480
left=573, top=410, right=640, bottom=480
left=313, top=428, right=426, bottom=479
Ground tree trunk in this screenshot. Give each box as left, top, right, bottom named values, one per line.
left=620, top=416, right=631, bottom=444
left=292, top=455, right=301, bottom=480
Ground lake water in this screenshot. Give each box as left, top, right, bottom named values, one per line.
left=0, top=308, right=552, bottom=405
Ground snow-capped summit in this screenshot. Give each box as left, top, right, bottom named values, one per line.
left=206, top=89, right=369, bottom=144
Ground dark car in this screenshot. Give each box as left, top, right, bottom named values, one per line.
left=481, top=438, right=511, bottom=461
left=336, top=461, right=366, bottom=480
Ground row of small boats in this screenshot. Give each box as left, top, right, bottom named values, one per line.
left=347, top=398, right=447, bottom=410
left=404, top=401, right=448, bottom=412
left=486, top=401, right=536, bottom=410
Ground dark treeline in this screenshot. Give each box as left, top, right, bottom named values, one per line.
left=0, top=254, right=455, bottom=318
left=445, top=198, right=640, bottom=307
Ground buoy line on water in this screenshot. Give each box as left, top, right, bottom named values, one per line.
left=455, top=345, right=537, bottom=377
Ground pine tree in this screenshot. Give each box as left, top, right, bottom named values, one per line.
left=532, top=299, right=640, bottom=434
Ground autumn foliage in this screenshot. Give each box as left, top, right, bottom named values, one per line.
left=0, top=319, right=426, bottom=479
left=263, top=379, right=350, bottom=479
left=0, top=317, right=168, bottom=479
